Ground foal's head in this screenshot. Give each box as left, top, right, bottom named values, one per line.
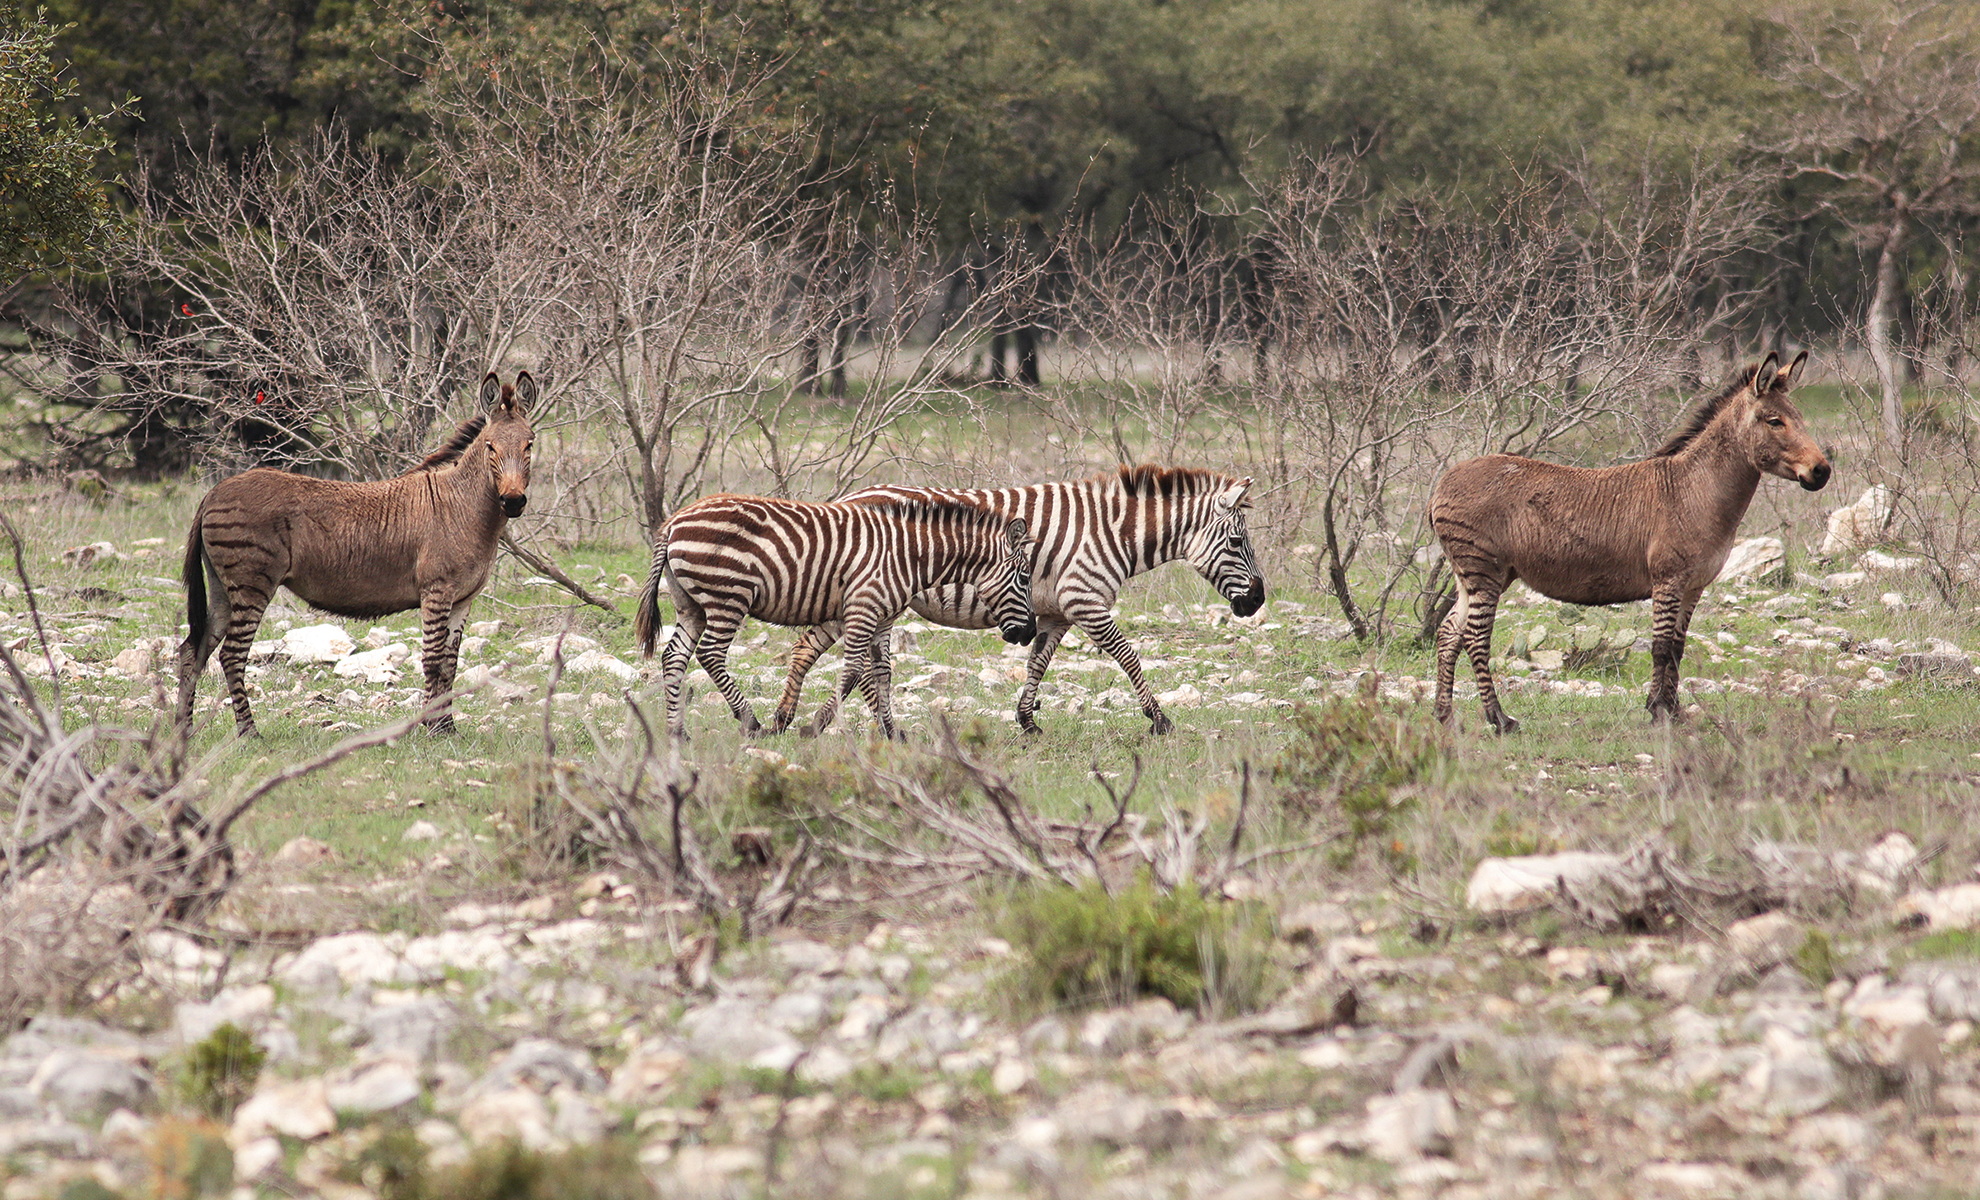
left=479, top=371, right=537, bottom=517
left=1740, top=351, right=1831, bottom=492
left=1186, top=477, right=1268, bottom=617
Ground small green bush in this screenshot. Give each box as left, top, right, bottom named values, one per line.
left=1794, top=928, right=1836, bottom=987
left=994, top=874, right=1275, bottom=1018
left=178, top=1023, right=265, bottom=1120
left=1272, top=674, right=1444, bottom=866
left=350, top=1135, right=657, bottom=1200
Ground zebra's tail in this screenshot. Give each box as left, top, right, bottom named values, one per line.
left=181, top=516, right=209, bottom=652
left=634, top=556, right=668, bottom=658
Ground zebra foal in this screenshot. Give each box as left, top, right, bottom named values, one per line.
left=636, top=495, right=1037, bottom=739
left=772, top=465, right=1266, bottom=736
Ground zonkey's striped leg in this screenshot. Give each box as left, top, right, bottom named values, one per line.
left=773, top=622, right=841, bottom=734
left=1064, top=599, right=1173, bottom=735
left=1012, top=619, right=1070, bottom=734
left=805, top=602, right=883, bottom=738
left=419, top=586, right=463, bottom=733
left=1459, top=579, right=1517, bottom=734
left=1431, top=587, right=1469, bottom=726
left=1646, top=583, right=1701, bottom=722
left=176, top=560, right=228, bottom=731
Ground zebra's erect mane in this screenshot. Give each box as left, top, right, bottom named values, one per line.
left=1653, top=363, right=1766, bottom=458
left=1110, top=464, right=1224, bottom=498
left=868, top=497, right=1004, bottom=529
left=414, top=416, right=489, bottom=471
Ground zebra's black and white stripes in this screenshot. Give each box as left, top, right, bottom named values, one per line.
left=773, top=465, right=1266, bottom=736
left=635, top=494, right=1036, bottom=739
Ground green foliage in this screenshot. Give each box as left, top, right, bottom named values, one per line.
left=1899, top=929, right=1980, bottom=964
left=994, top=874, right=1276, bottom=1017
left=388, top=1138, right=657, bottom=1200
left=1272, top=675, right=1444, bottom=866
left=0, top=1, right=126, bottom=272
left=1794, top=928, right=1836, bottom=987
left=176, top=1022, right=265, bottom=1120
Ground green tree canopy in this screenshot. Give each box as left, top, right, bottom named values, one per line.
left=0, top=2, right=125, bottom=274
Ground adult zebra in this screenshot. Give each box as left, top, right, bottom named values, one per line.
left=771, top=465, right=1266, bottom=736
left=637, top=494, right=1036, bottom=739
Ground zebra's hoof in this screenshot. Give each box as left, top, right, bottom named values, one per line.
left=1017, top=720, right=1044, bottom=737
left=1149, top=712, right=1174, bottom=736
left=1489, top=714, right=1521, bottom=735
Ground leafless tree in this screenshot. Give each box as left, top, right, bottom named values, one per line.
left=1764, top=0, right=1980, bottom=450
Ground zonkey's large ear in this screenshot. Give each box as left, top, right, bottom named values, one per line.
left=480, top=372, right=502, bottom=410
left=1216, top=477, right=1254, bottom=511
left=1753, top=352, right=1780, bottom=392
left=1777, top=350, right=1808, bottom=391
left=513, top=371, right=538, bottom=413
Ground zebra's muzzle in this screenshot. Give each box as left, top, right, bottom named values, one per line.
left=1001, top=619, right=1038, bottom=646
left=502, top=494, right=528, bottom=518
left=1229, top=576, right=1266, bottom=618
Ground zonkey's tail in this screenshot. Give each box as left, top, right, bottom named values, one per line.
left=181, top=516, right=208, bottom=648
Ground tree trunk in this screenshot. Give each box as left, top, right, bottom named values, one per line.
left=988, top=330, right=1009, bottom=387
left=1868, top=207, right=1909, bottom=450
left=1015, top=325, right=1040, bottom=388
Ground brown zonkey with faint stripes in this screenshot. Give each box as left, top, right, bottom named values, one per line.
left=176, top=372, right=535, bottom=736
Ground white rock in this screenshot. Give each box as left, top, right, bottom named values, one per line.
left=174, top=985, right=276, bottom=1045
left=1862, top=832, right=1920, bottom=882
left=608, top=1045, right=688, bottom=1105
left=1724, top=911, right=1803, bottom=969
left=1895, top=882, right=1980, bottom=930
left=326, top=1059, right=421, bottom=1114
left=231, top=1078, right=336, bottom=1144
left=334, top=643, right=410, bottom=682
left=1463, top=852, right=1625, bottom=915
left=402, top=928, right=516, bottom=976
left=1362, top=1088, right=1455, bottom=1162
left=468, top=620, right=503, bottom=637
left=1860, top=549, right=1921, bottom=576
left=1821, top=485, right=1890, bottom=556
left=991, top=1057, right=1033, bottom=1095
left=1155, top=683, right=1203, bottom=707
left=278, top=931, right=420, bottom=991
left=1634, top=1161, right=1748, bottom=1198
left=1716, top=536, right=1784, bottom=583
left=1646, top=963, right=1702, bottom=999
left=519, top=634, right=600, bottom=662
left=233, top=1135, right=283, bottom=1181
left=458, top=1086, right=558, bottom=1150
left=402, top=820, right=443, bottom=843
left=110, top=644, right=155, bottom=676
left=280, top=624, right=356, bottom=663
left=563, top=648, right=640, bottom=681
left=60, top=541, right=121, bottom=568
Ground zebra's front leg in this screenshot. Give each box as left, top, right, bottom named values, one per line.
left=1460, top=583, right=1517, bottom=734
left=1645, top=583, right=1700, bottom=723
left=772, top=622, right=841, bottom=734
left=419, top=586, right=463, bottom=733
left=805, top=605, right=880, bottom=738
left=1067, top=603, right=1171, bottom=735
left=860, top=621, right=901, bottom=740
left=1012, top=620, right=1070, bottom=735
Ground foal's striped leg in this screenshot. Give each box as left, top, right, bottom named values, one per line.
left=805, top=601, right=884, bottom=738
left=660, top=578, right=707, bottom=738
left=772, top=622, right=841, bottom=734
left=1012, top=618, right=1071, bottom=734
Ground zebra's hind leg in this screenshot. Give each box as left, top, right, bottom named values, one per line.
left=1066, top=601, right=1172, bottom=735
left=690, top=609, right=761, bottom=735
left=659, top=590, right=707, bottom=739
left=859, top=621, right=901, bottom=740
left=772, top=622, right=841, bottom=734
left=214, top=580, right=275, bottom=738
left=1013, top=619, right=1070, bottom=735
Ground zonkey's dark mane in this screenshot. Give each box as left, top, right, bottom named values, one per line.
left=415, top=416, right=488, bottom=470
left=1109, top=464, right=1223, bottom=497
left=1653, top=364, right=1764, bottom=458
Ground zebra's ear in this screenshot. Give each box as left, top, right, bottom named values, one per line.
left=1777, top=350, right=1808, bottom=391
left=1754, top=352, right=1780, bottom=393
left=513, top=371, right=538, bottom=413
left=1216, top=477, right=1254, bottom=511
left=1005, top=517, right=1031, bottom=547
left=480, top=373, right=502, bottom=410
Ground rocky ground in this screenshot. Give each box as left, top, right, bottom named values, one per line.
left=4, top=838, right=1980, bottom=1200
